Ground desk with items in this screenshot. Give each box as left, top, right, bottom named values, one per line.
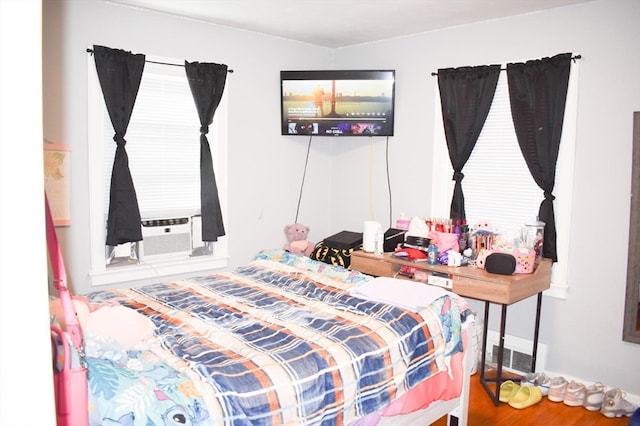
left=350, top=250, right=552, bottom=406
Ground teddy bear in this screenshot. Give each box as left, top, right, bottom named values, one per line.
left=283, top=223, right=315, bottom=257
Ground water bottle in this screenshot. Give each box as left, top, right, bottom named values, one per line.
left=374, top=228, right=384, bottom=255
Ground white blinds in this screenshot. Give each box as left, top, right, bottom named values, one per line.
left=102, top=61, right=201, bottom=220
left=461, top=73, right=542, bottom=234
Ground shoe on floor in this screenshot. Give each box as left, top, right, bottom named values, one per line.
left=600, top=388, right=638, bottom=418
left=563, top=381, right=586, bottom=406
left=508, top=385, right=543, bottom=409
left=583, top=382, right=606, bottom=411
left=521, top=372, right=551, bottom=396
left=548, top=376, right=568, bottom=402
left=499, top=380, right=520, bottom=403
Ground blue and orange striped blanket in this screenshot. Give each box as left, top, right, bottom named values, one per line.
left=84, top=250, right=472, bottom=425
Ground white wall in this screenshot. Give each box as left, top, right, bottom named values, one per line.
left=42, top=0, right=336, bottom=294
left=41, top=0, right=639, bottom=412
left=333, top=0, right=640, bottom=396
left=1, top=1, right=56, bottom=424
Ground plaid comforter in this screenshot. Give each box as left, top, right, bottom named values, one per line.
left=85, top=250, right=471, bottom=425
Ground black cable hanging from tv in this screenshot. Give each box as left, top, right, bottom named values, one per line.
left=385, top=136, right=393, bottom=229
left=86, top=48, right=233, bottom=73
left=294, top=135, right=313, bottom=224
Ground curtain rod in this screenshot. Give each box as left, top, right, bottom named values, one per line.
left=86, top=48, right=234, bottom=73
left=429, top=54, right=581, bottom=76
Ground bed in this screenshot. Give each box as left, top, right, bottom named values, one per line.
left=80, top=249, right=474, bottom=426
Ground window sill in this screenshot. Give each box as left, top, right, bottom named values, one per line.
left=544, top=280, right=568, bottom=300
left=89, top=255, right=228, bottom=288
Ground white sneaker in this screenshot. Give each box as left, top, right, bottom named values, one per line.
left=548, top=376, right=568, bottom=402
left=583, top=382, right=605, bottom=411
left=601, top=388, right=638, bottom=418
left=563, top=381, right=586, bottom=406
left=521, top=372, right=550, bottom=396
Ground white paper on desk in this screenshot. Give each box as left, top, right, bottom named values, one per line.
left=350, top=276, right=453, bottom=311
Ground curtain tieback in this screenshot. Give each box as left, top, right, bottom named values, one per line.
left=543, top=191, right=556, bottom=201
left=113, top=134, right=126, bottom=146
left=452, top=171, right=464, bottom=182
left=200, top=125, right=209, bottom=135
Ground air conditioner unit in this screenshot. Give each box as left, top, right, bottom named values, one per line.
left=106, top=215, right=210, bottom=266
left=140, top=216, right=192, bottom=260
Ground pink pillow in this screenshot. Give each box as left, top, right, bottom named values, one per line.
left=84, top=305, right=155, bottom=350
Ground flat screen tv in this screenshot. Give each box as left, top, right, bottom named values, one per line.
left=280, top=70, right=395, bottom=136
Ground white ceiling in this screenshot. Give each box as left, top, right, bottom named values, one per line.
left=108, top=0, right=594, bottom=48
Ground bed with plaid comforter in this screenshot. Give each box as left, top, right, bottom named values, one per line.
left=84, top=250, right=472, bottom=425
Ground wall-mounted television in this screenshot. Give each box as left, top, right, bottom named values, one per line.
left=280, top=70, right=395, bottom=136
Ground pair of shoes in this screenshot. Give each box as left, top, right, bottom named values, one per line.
left=508, top=385, right=543, bottom=409
left=583, top=382, right=606, bottom=411
left=522, top=372, right=551, bottom=396
left=499, top=380, right=520, bottom=403
left=499, top=380, right=543, bottom=409
left=547, top=376, right=568, bottom=402
left=563, top=381, right=586, bottom=406
left=600, top=388, right=638, bottom=418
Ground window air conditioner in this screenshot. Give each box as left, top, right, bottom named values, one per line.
left=140, top=214, right=210, bottom=260
left=139, top=217, right=192, bottom=260
left=107, top=215, right=207, bottom=265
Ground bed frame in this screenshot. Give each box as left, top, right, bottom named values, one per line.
left=378, top=323, right=472, bottom=426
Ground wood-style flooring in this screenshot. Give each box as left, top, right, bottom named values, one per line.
left=432, top=373, right=632, bottom=426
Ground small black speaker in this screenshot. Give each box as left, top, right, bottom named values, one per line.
left=384, top=228, right=406, bottom=252
left=485, top=253, right=516, bottom=275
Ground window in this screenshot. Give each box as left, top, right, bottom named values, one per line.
left=431, top=61, right=579, bottom=298
left=87, top=53, right=228, bottom=287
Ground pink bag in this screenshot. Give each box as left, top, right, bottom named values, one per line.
left=50, top=325, right=88, bottom=426
left=46, top=195, right=88, bottom=426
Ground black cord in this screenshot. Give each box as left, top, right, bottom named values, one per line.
left=294, top=135, right=313, bottom=223
left=385, top=136, right=392, bottom=229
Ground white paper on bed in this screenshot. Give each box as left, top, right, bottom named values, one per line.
left=350, top=276, right=454, bottom=311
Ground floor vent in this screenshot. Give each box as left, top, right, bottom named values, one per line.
left=485, top=330, right=547, bottom=375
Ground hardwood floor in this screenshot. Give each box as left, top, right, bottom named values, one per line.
left=432, top=373, right=632, bottom=426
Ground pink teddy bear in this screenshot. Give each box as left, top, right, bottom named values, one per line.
left=283, top=223, right=315, bottom=257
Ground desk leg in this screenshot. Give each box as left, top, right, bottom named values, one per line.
left=479, top=294, right=544, bottom=406
left=479, top=302, right=508, bottom=407
left=531, top=292, right=543, bottom=372
left=479, top=301, right=489, bottom=381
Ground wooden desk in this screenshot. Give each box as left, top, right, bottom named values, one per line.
left=350, top=250, right=552, bottom=406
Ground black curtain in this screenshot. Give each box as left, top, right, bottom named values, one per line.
left=438, top=65, right=501, bottom=220
left=507, top=53, right=572, bottom=262
left=184, top=61, right=228, bottom=241
left=93, top=45, right=145, bottom=246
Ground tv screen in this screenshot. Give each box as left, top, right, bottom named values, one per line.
left=280, top=70, right=395, bottom=136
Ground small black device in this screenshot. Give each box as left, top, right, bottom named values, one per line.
left=384, top=228, right=406, bottom=252
left=323, top=230, right=363, bottom=250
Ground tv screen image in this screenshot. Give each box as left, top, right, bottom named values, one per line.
left=280, top=70, right=395, bottom=136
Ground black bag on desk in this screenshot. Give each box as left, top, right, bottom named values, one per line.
left=485, top=252, right=516, bottom=275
